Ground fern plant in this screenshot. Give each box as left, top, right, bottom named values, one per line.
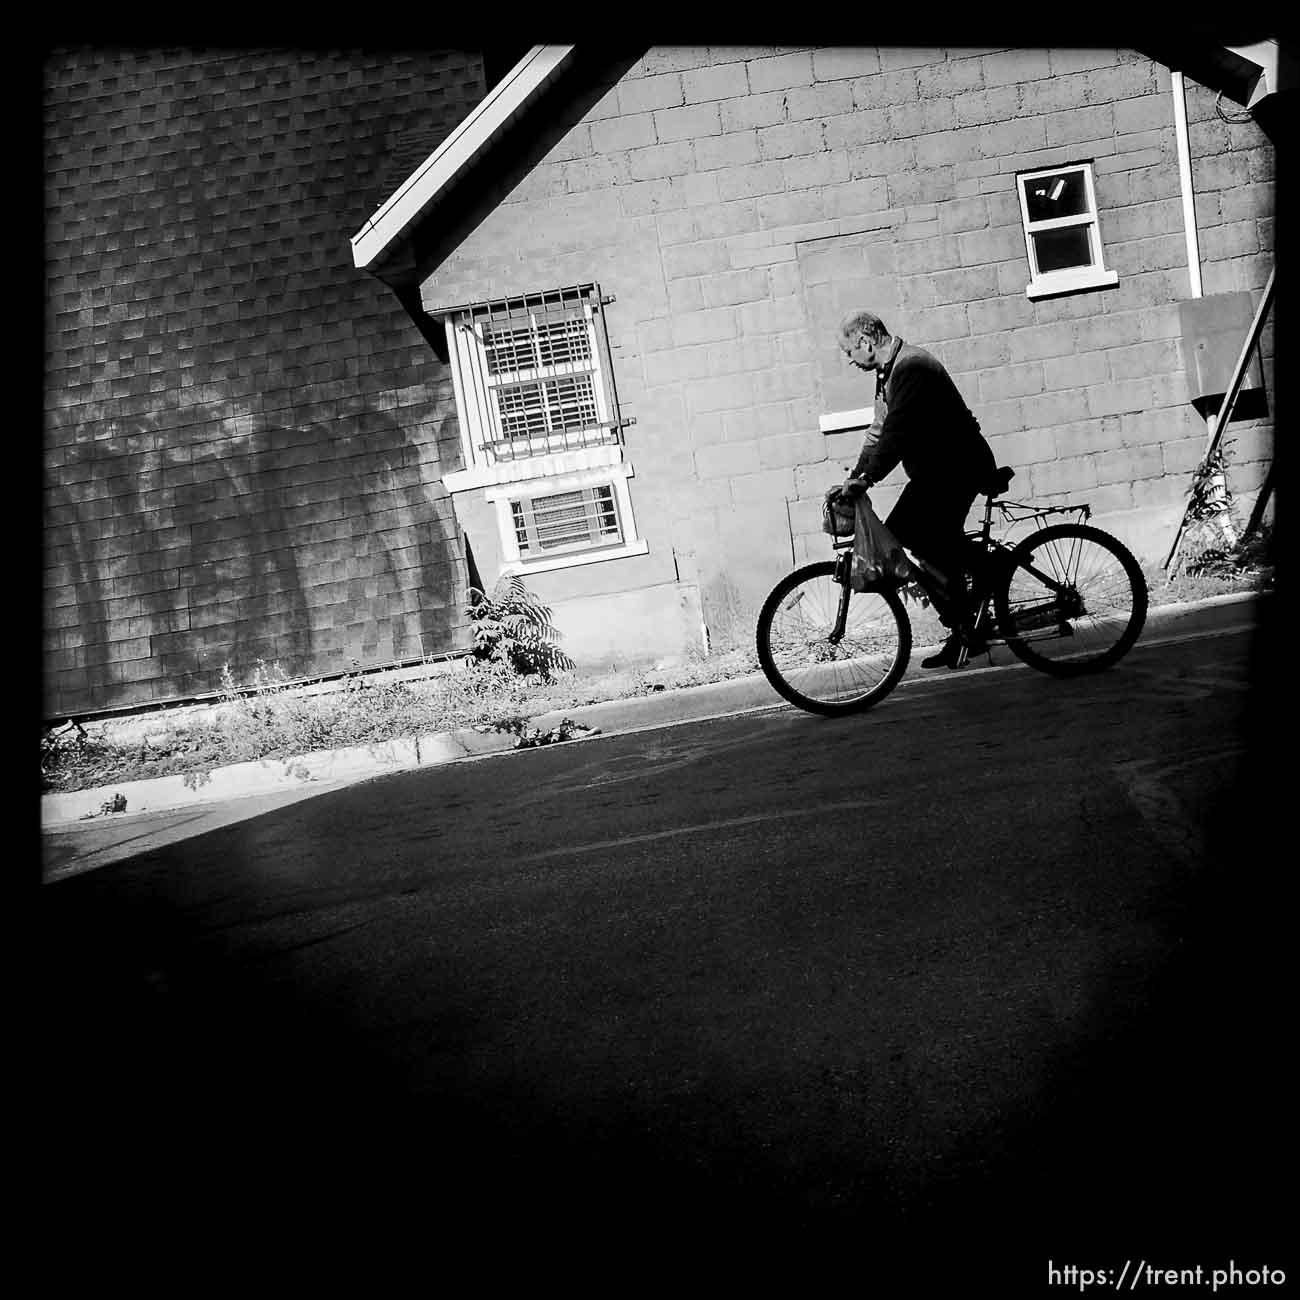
left=465, top=575, right=575, bottom=680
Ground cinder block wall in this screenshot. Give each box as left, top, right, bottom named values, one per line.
left=44, top=48, right=485, bottom=718
left=423, top=45, right=1275, bottom=653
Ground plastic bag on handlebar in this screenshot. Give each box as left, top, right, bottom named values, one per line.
left=821, top=495, right=856, bottom=537
left=850, top=494, right=919, bottom=591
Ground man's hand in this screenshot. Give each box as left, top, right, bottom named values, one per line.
left=837, top=476, right=869, bottom=499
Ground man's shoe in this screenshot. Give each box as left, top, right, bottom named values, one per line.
left=920, top=633, right=963, bottom=669
left=920, top=630, right=988, bottom=669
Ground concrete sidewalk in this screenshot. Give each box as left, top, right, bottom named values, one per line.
left=40, top=591, right=1266, bottom=828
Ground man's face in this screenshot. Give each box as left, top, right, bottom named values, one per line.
left=841, top=330, right=883, bottom=372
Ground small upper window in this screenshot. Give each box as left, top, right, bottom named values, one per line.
left=1016, top=162, right=1118, bottom=299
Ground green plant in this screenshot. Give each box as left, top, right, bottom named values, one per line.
left=465, top=575, right=575, bottom=680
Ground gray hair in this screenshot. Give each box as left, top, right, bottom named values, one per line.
left=839, top=310, right=890, bottom=343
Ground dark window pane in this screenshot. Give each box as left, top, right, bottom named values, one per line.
left=1033, top=226, right=1094, bottom=274
left=1022, top=170, right=1090, bottom=222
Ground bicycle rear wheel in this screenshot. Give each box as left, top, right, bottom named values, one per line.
left=756, top=560, right=911, bottom=715
left=993, top=523, right=1147, bottom=676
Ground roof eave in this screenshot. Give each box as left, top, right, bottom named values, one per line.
left=350, top=43, right=578, bottom=272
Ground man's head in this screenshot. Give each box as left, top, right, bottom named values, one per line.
left=839, top=310, right=892, bottom=372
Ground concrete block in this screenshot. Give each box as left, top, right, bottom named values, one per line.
left=812, top=47, right=881, bottom=82
left=1049, top=48, right=1122, bottom=77
left=682, top=62, right=749, bottom=104
left=894, top=234, right=961, bottom=276
left=980, top=362, right=1045, bottom=403
left=981, top=49, right=1052, bottom=87
left=1054, top=418, right=1115, bottom=458
left=908, top=304, right=970, bottom=342
left=845, top=139, right=916, bottom=178
left=673, top=308, right=740, bottom=347
left=700, top=269, right=771, bottom=310
left=719, top=90, right=787, bottom=133
left=1161, top=436, right=1206, bottom=476
left=716, top=161, right=787, bottom=202
left=747, top=51, right=815, bottom=93
left=654, top=102, right=722, bottom=144
left=591, top=113, right=657, bottom=153
left=783, top=151, right=850, bottom=190
left=968, top=294, right=1036, bottom=336
left=784, top=82, right=854, bottom=121
left=695, top=437, right=758, bottom=479
left=757, top=430, right=825, bottom=469
left=695, top=200, right=762, bottom=238
left=1200, top=220, right=1261, bottom=261
left=757, top=190, right=826, bottom=229
left=662, top=239, right=733, bottom=280
left=851, top=69, right=920, bottom=110
left=728, top=465, right=797, bottom=504
left=929, top=265, right=1001, bottom=306
left=1029, top=455, right=1098, bottom=497
left=1044, top=351, right=1109, bottom=391
left=889, top=168, right=959, bottom=208
left=1072, top=311, right=1146, bottom=352
left=824, top=178, right=890, bottom=219
left=956, top=224, right=1024, bottom=266
left=1020, top=389, right=1089, bottom=429
left=618, top=73, right=685, bottom=115
left=1086, top=377, right=1160, bottom=418
left=977, top=117, right=1047, bottom=159
left=915, top=132, right=972, bottom=169
left=1106, top=339, right=1180, bottom=382
left=916, top=56, right=986, bottom=98
left=1098, top=442, right=1162, bottom=484
left=694, top=131, right=762, bottom=172
left=627, top=140, right=697, bottom=181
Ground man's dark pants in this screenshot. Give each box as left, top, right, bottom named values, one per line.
left=885, top=478, right=982, bottom=625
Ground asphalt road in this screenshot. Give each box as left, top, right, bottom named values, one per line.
left=38, top=600, right=1288, bottom=1283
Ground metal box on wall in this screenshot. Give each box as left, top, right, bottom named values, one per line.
left=1177, top=290, right=1268, bottom=421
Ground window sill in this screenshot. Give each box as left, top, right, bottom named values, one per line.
left=1025, top=267, right=1118, bottom=300
left=444, top=443, right=623, bottom=494
left=500, top=538, right=649, bottom=576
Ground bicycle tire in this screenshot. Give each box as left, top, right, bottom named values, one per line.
left=756, top=561, right=912, bottom=715
left=993, top=523, right=1147, bottom=676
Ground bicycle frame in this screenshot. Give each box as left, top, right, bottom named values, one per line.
left=827, top=490, right=1095, bottom=642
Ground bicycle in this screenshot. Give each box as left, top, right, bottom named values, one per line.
left=755, top=465, right=1148, bottom=716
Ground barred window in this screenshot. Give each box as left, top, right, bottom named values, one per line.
left=445, top=284, right=623, bottom=465
left=511, top=484, right=622, bottom=558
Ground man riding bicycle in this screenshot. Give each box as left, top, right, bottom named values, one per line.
left=831, top=310, right=998, bottom=669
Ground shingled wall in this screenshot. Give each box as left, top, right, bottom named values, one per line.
left=43, top=47, right=485, bottom=718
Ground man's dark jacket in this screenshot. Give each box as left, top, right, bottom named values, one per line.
left=851, top=339, right=995, bottom=491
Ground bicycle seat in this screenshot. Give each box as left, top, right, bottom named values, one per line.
left=981, top=465, right=1015, bottom=496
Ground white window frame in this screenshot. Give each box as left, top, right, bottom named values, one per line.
left=484, top=464, right=648, bottom=576
left=1016, top=162, right=1119, bottom=300
left=443, top=284, right=625, bottom=491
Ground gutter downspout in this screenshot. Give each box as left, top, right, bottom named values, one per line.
left=1171, top=68, right=1203, bottom=299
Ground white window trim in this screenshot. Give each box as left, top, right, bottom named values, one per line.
left=444, top=292, right=617, bottom=477
left=485, top=463, right=648, bottom=576
left=1017, top=162, right=1119, bottom=300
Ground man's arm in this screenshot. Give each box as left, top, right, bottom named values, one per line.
left=850, top=416, right=903, bottom=486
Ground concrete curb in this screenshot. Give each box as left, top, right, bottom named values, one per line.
left=41, top=590, right=1266, bottom=827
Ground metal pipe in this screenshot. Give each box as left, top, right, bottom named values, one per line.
left=1171, top=69, right=1203, bottom=299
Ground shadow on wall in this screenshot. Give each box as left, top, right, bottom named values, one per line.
left=45, top=394, right=463, bottom=717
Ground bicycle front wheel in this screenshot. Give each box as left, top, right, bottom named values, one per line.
left=994, top=523, right=1147, bottom=676
left=756, top=561, right=911, bottom=715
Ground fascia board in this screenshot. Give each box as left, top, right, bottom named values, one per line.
left=350, top=43, right=577, bottom=270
